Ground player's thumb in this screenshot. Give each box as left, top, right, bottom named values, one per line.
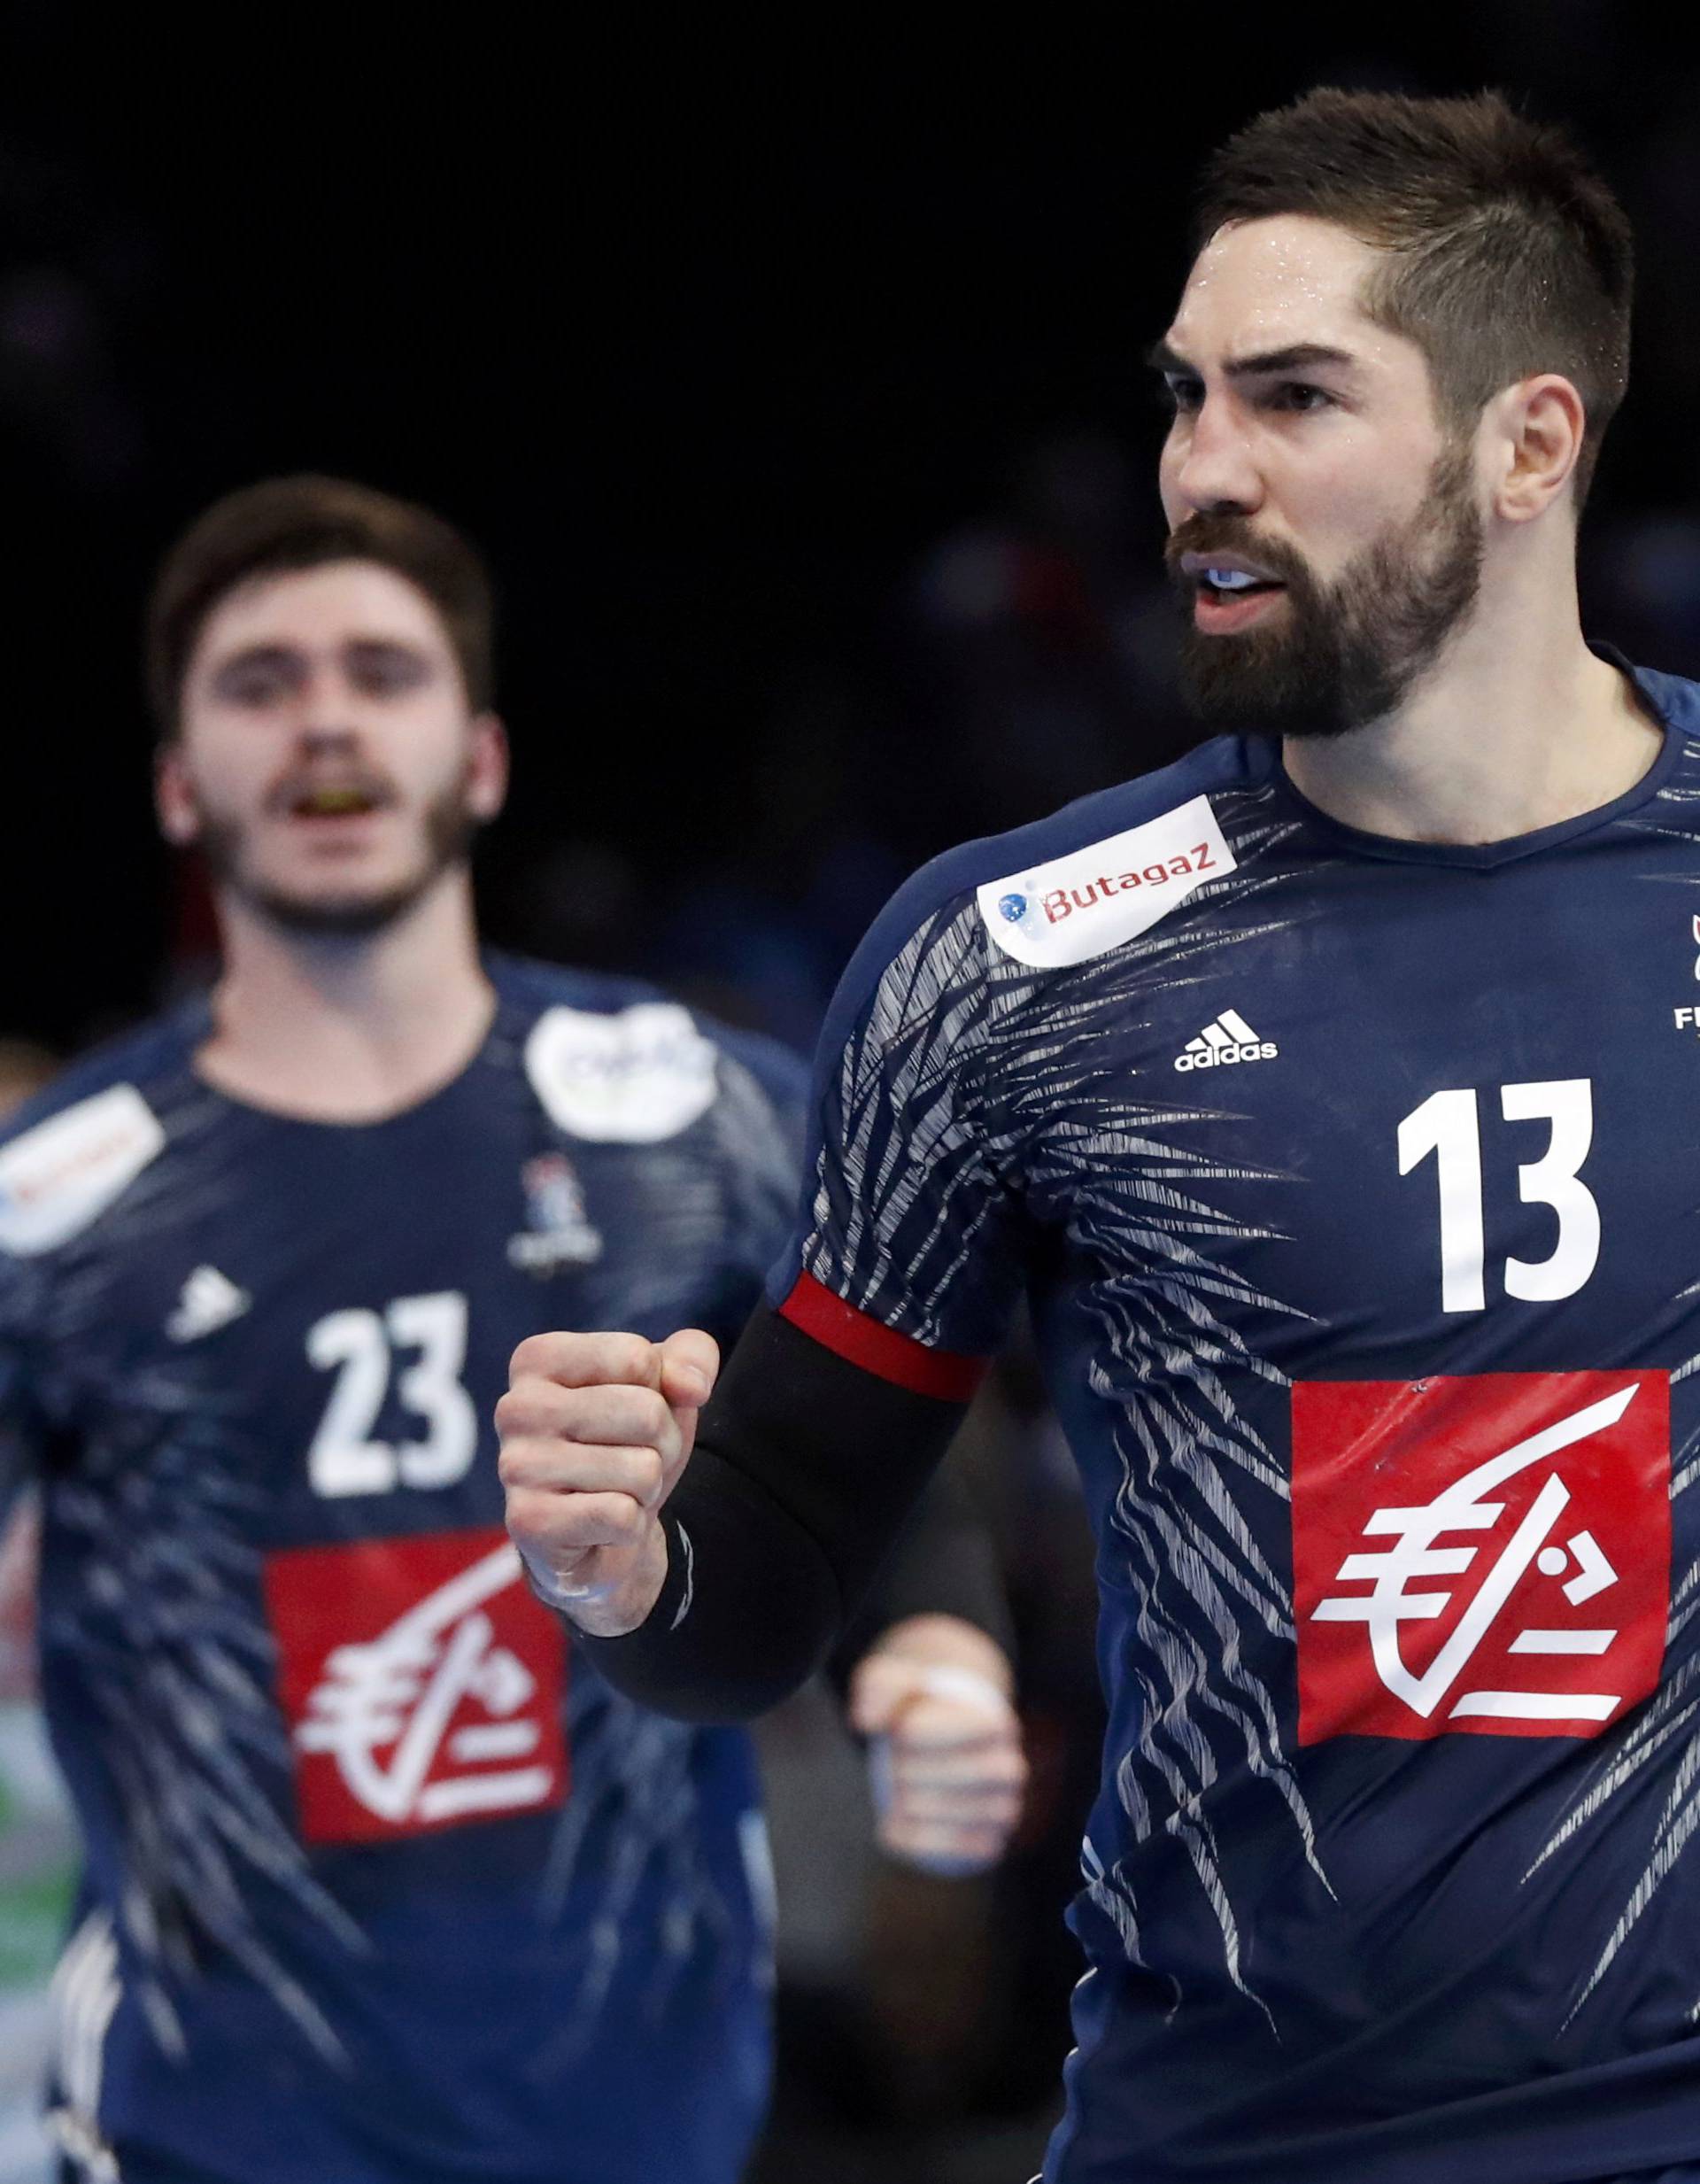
left=658, top=1328, right=720, bottom=1420
left=847, top=1653, right=922, bottom=1739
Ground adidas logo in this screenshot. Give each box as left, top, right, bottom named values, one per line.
left=1173, top=1009, right=1278, bottom=1073
left=166, top=1264, right=251, bottom=1343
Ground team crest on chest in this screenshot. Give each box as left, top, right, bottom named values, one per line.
left=265, top=1527, right=568, bottom=1845
left=1292, top=1370, right=1669, bottom=1745
left=508, top=1152, right=604, bottom=1274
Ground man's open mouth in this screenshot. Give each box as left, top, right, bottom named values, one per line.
left=287, top=786, right=388, bottom=817
left=1195, top=567, right=1286, bottom=605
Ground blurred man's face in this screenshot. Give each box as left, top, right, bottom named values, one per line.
left=1155, top=214, right=1484, bottom=738
left=159, top=561, right=506, bottom=934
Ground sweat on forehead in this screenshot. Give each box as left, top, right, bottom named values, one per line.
left=1169, top=215, right=1405, bottom=366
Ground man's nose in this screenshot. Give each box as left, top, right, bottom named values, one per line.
left=1171, top=399, right=1265, bottom=517
left=292, top=671, right=365, bottom=754
left=285, top=661, right=368, bottom=746
left=297, top=723, right=361, bottom=756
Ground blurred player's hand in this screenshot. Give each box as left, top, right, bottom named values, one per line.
left=850, top=1614, right=1027, bottom=1876
left=498, top=1328, right=718, bottom=1637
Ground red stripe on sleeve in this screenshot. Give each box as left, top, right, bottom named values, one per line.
left=777, top=1273, right=986, bottom=1403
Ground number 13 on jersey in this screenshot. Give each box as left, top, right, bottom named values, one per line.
left=1398, top=1080, right=1600, bottom=1313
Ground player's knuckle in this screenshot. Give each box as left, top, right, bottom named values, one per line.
left=498, top=1438, right=549, bottom=1489
left=608, top=1390, right=664, bottom=1450
left=607, top=1494, right=649, bottom=1545
left=638, top=1388, right=674, bottom=1443
left=498, top=1378, right=566, bottom=1434
left=545, top=1496, right=601, bottom=1548
left=562, top=1495, right=621, bottom=1550
left=508, top=1333, right=563, bottom=1381
left=493, top=1386, right=531, bottom=1437
left=502, top=1483, right=550, bottom=1537
left=602, top=1334, right=653, bottom=1385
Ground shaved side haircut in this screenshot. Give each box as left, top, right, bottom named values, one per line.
left=1196, top=89, right=1634, bottom=504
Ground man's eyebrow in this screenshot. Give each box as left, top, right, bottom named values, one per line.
left=1147, top=339, right=1359, bottom=379
left=344, top=634, right=431, bottom=656
left=212, top=634, right=428, bottom=670
left=209, top=642, right=300, bottom=676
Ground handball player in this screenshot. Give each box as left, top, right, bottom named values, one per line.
left=503, top=90, right=1700, bottom=2184
left=0, top=476, right=1024, bottom=2183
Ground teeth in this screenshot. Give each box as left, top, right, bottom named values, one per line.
left=300, top=788, right=371, bottom=815
left=1205, top=569, right=1259, bottom=591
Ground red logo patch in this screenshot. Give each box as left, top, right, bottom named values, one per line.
left=1292, top=1371, right=1669, bottom=1745
left=264, top=1526, right=568, bottom=1844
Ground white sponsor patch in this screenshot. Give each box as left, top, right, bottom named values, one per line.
left=978, top=794, right=1236, bottom=968
left=524, top=1003, right=718, bottom=1143
left=0, top=1085, right=166, bottom=1256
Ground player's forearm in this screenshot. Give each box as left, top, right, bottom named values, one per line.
left=574, top=1444, right=844, bottom=1720
left=833, top=1462, right=1011, bottom=1689
left=576, top=1307, right=968, bottom=1722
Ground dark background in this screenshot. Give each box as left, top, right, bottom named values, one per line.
left=7, top=8, right=1700, bottom=1053
left=5, top=12, right=1700, bottom=2177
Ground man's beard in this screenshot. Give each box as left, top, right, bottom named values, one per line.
left=198, top=783, right=480, bottom=939
left=1167, top=440, right=1484, bottom=740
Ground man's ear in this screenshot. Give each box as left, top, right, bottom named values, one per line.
left=467, top=713, right=510, bottom=823
left=155, top=741, right=201, bottom=847
left=1491, top=374, right=1587, bottom=524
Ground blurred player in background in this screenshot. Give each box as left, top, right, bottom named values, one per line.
left=0, top=1043, right=76, bottom=2184
left=0, top=476, right=1024, bottom=2184
left=503, top=90, right=1700, bottom=2184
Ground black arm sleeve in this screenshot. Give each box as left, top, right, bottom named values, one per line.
left=826, top=1462, right=1012, bottom=1696
left=574, top=1303, right=968, bottom=1723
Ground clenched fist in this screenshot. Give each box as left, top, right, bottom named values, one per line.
left=850, top=1615, right=1028, bottom=1876
left=498, top=1328, right=720, bottom=1637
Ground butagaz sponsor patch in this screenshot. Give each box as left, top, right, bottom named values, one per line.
left=524, top=1003, right=718, bottom=1143
left=977, top=795, right=1236, bottom=968
left=0, top=1084, right=166, bottom=1256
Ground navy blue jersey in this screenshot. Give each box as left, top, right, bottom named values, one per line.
left=769, top=658, right=1700, bottom=2183
left=0, top=955, right=803, bottom=2184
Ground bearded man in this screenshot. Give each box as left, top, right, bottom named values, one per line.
left=0, top=476, right=1025, bottom=2183
left=500, top=89, right=1700, bottom=2184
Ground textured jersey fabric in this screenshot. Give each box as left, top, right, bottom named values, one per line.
left=0, top=954, right=803, bottom=2184
left=769, top=656, right=1700, bottom=2182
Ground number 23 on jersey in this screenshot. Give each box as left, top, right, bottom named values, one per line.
left=305, top=1290, right=479, bottom=1497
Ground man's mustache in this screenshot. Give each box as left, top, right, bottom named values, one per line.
left=1163, top=518, right=1314, bottom=592
left=264, top=766, right=400, bottom=817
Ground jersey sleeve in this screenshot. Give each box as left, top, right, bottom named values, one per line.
left=575, top=881, right=1028, bottom=1720
left=767, top=879, right=1028, bottom=1399
left=685, top=1025, right=812, bottom=1356
left=0, top=1256, right=44, bottom=1529
left=709, top=1026, right=810, bottom=1254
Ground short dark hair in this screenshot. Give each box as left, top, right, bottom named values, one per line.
left=147, top=474, right=495, bottom=734
left=1194, top=89, right=1634, bottom=505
